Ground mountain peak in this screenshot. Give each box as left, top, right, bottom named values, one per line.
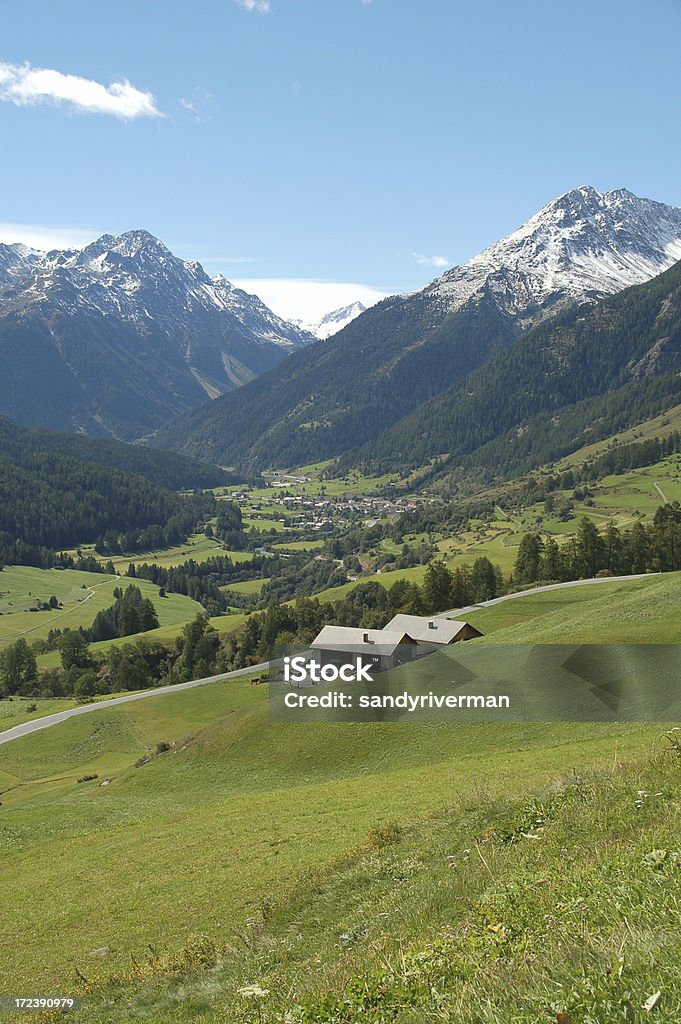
left=431, top=185, right=681, bottom=326
left=295, top=300, right=368, bottom=339
left=0, top=229, right=317, bottom=438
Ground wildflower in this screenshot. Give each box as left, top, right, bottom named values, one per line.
left=239, top=984, right=270, bottom=999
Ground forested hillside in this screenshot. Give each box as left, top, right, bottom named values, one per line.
left=150, top=292, right=518, bottom=468
left=341, top=259, right=681, bottom=478
left=0, top=416, right=228, bottom=490
left=0, top=452, right=215, bottom=563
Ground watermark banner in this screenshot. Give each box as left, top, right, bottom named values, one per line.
left=268, top=644, right=681, bottom=722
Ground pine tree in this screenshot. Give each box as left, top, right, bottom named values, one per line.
left=514, top=534, right=543, bottom=584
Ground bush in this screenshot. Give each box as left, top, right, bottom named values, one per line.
left=367, top=821, right=402, bottom=850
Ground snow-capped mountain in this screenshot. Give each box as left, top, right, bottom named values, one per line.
left=426, top=186, right=681, bottom=328
left=151, top=185, right=681, bottom=471
left=0, top=231, right=316, bottom=439
left=298, top=301, right=367, bottom=339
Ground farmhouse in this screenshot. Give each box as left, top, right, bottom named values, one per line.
left=309, top=615, right=482, bottom=675
left=311, top=625, right=419, bottom=673
left=384, top=614, right=483, bottom=653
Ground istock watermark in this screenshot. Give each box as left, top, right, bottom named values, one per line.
left=268, top=643, right=681, bottom=723
left=284, top=655, right=375, bottom=684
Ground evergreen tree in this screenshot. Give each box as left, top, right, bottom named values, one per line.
left=575, top=518, right=605, bottom=578
left=470, top=556, right=498, bottom=601
left=0, top=638, right=37, bottom=696
left=540, top=537, right=563, bottom=581
left=422, top=561, right=453, bottom=612
left=514, top=534, right=543, bottom=584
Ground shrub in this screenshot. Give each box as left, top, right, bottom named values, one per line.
left=367, top=821, right=402, bottom=850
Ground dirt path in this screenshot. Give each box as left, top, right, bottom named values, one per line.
left=0, top=576, right=117, bottom=643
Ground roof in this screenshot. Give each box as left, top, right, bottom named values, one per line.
left=384, top=614, right=477, bottom=644
left=311, top=625, right=416, bottom=657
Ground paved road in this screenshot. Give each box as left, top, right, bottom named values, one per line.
left=0, top=573, right=660, bottom=748
left=0, top=662, right=270, bottom=748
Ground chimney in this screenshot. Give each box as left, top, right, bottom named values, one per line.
left=363, top=632, right=371, bottom=643
left=428, top=620, right=436, bottom=629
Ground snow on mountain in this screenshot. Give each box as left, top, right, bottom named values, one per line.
left=427, top=186, right=681, bottom=328
left=0, top=241, right=43, bottom=286
left=0, top=230, right=315, bottom=364
left=298, top=300, right=368, bottom=339
left=0, top=231, right=318, bottom=439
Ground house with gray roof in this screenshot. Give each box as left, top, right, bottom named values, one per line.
left=384, top=614, right=482, bottom=652
left=311, top=625, right=418, bottom=673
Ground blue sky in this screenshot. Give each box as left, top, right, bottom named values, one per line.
left=1, top=0, right=680, bottom=321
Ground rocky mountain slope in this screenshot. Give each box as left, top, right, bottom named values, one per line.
left=151, top=186, right=681, bottom=470
left=297, top=300, right=368, bottom=339
left=0, top=231, right=315, bottom=439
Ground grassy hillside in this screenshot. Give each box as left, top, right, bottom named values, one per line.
left=0, top=565, right=203, bottom=651
left=466, top=573, right=681, bottom=643
left=56, top=743, right=680, bottom=1024
left=0, top=575, right=678, bottom=1022
left=0, top=685, right=662, bottom=1003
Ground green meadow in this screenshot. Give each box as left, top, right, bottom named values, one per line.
left=222, top=576, right=271, bottom=596
left=467, top=573, right=681, bottom=643
left=0, top=575, right=679, bottom=1024
left=0, top=565, right=204, bottom=657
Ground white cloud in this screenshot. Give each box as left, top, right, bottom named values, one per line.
left=0, top=61, right=162, bottom=119
left=0, top=222, right=101, bottom=251
left=179, top=88, right=214, bottom=124
left=234, top=0, right=271, bottom=12
left=233, top=278, right=390, bottom=325
left=411, top=252, right=450, bottom=268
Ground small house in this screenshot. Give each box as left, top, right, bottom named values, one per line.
left=310, top=625, right=419, bottom=673
left=384, top=614, right=482, bottom=655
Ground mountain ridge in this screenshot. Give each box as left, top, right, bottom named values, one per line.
left=0, top=231, right=316, bottom=439
left=150, top=185, right=681, bottom=470
left=295, top=300, right=368, bottom=339
left=340, top=258, right=681, bottom=481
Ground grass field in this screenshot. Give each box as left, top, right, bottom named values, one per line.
left=0, top=686, right=663, bottom=1001
left=0, top=565, right=204, bottom=658
left=257, top=462, right=405, bottom=498
left=223, top=577, right=271, bottom=596
left=272, top=539, right=325, bottom=552
left=0, top=696, right=85, bottom=732
left=0, top=692, right=163, bottom=733
left=78, top=746, right=681, bottom=1023
left=1, top=574, right=680, bottom=1021
left=65, top=534, right=229, bottom=573
left=466, top=573, right=681, bottom=643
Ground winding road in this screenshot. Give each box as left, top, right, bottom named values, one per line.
left=0, top=572, right=659, bottom=747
